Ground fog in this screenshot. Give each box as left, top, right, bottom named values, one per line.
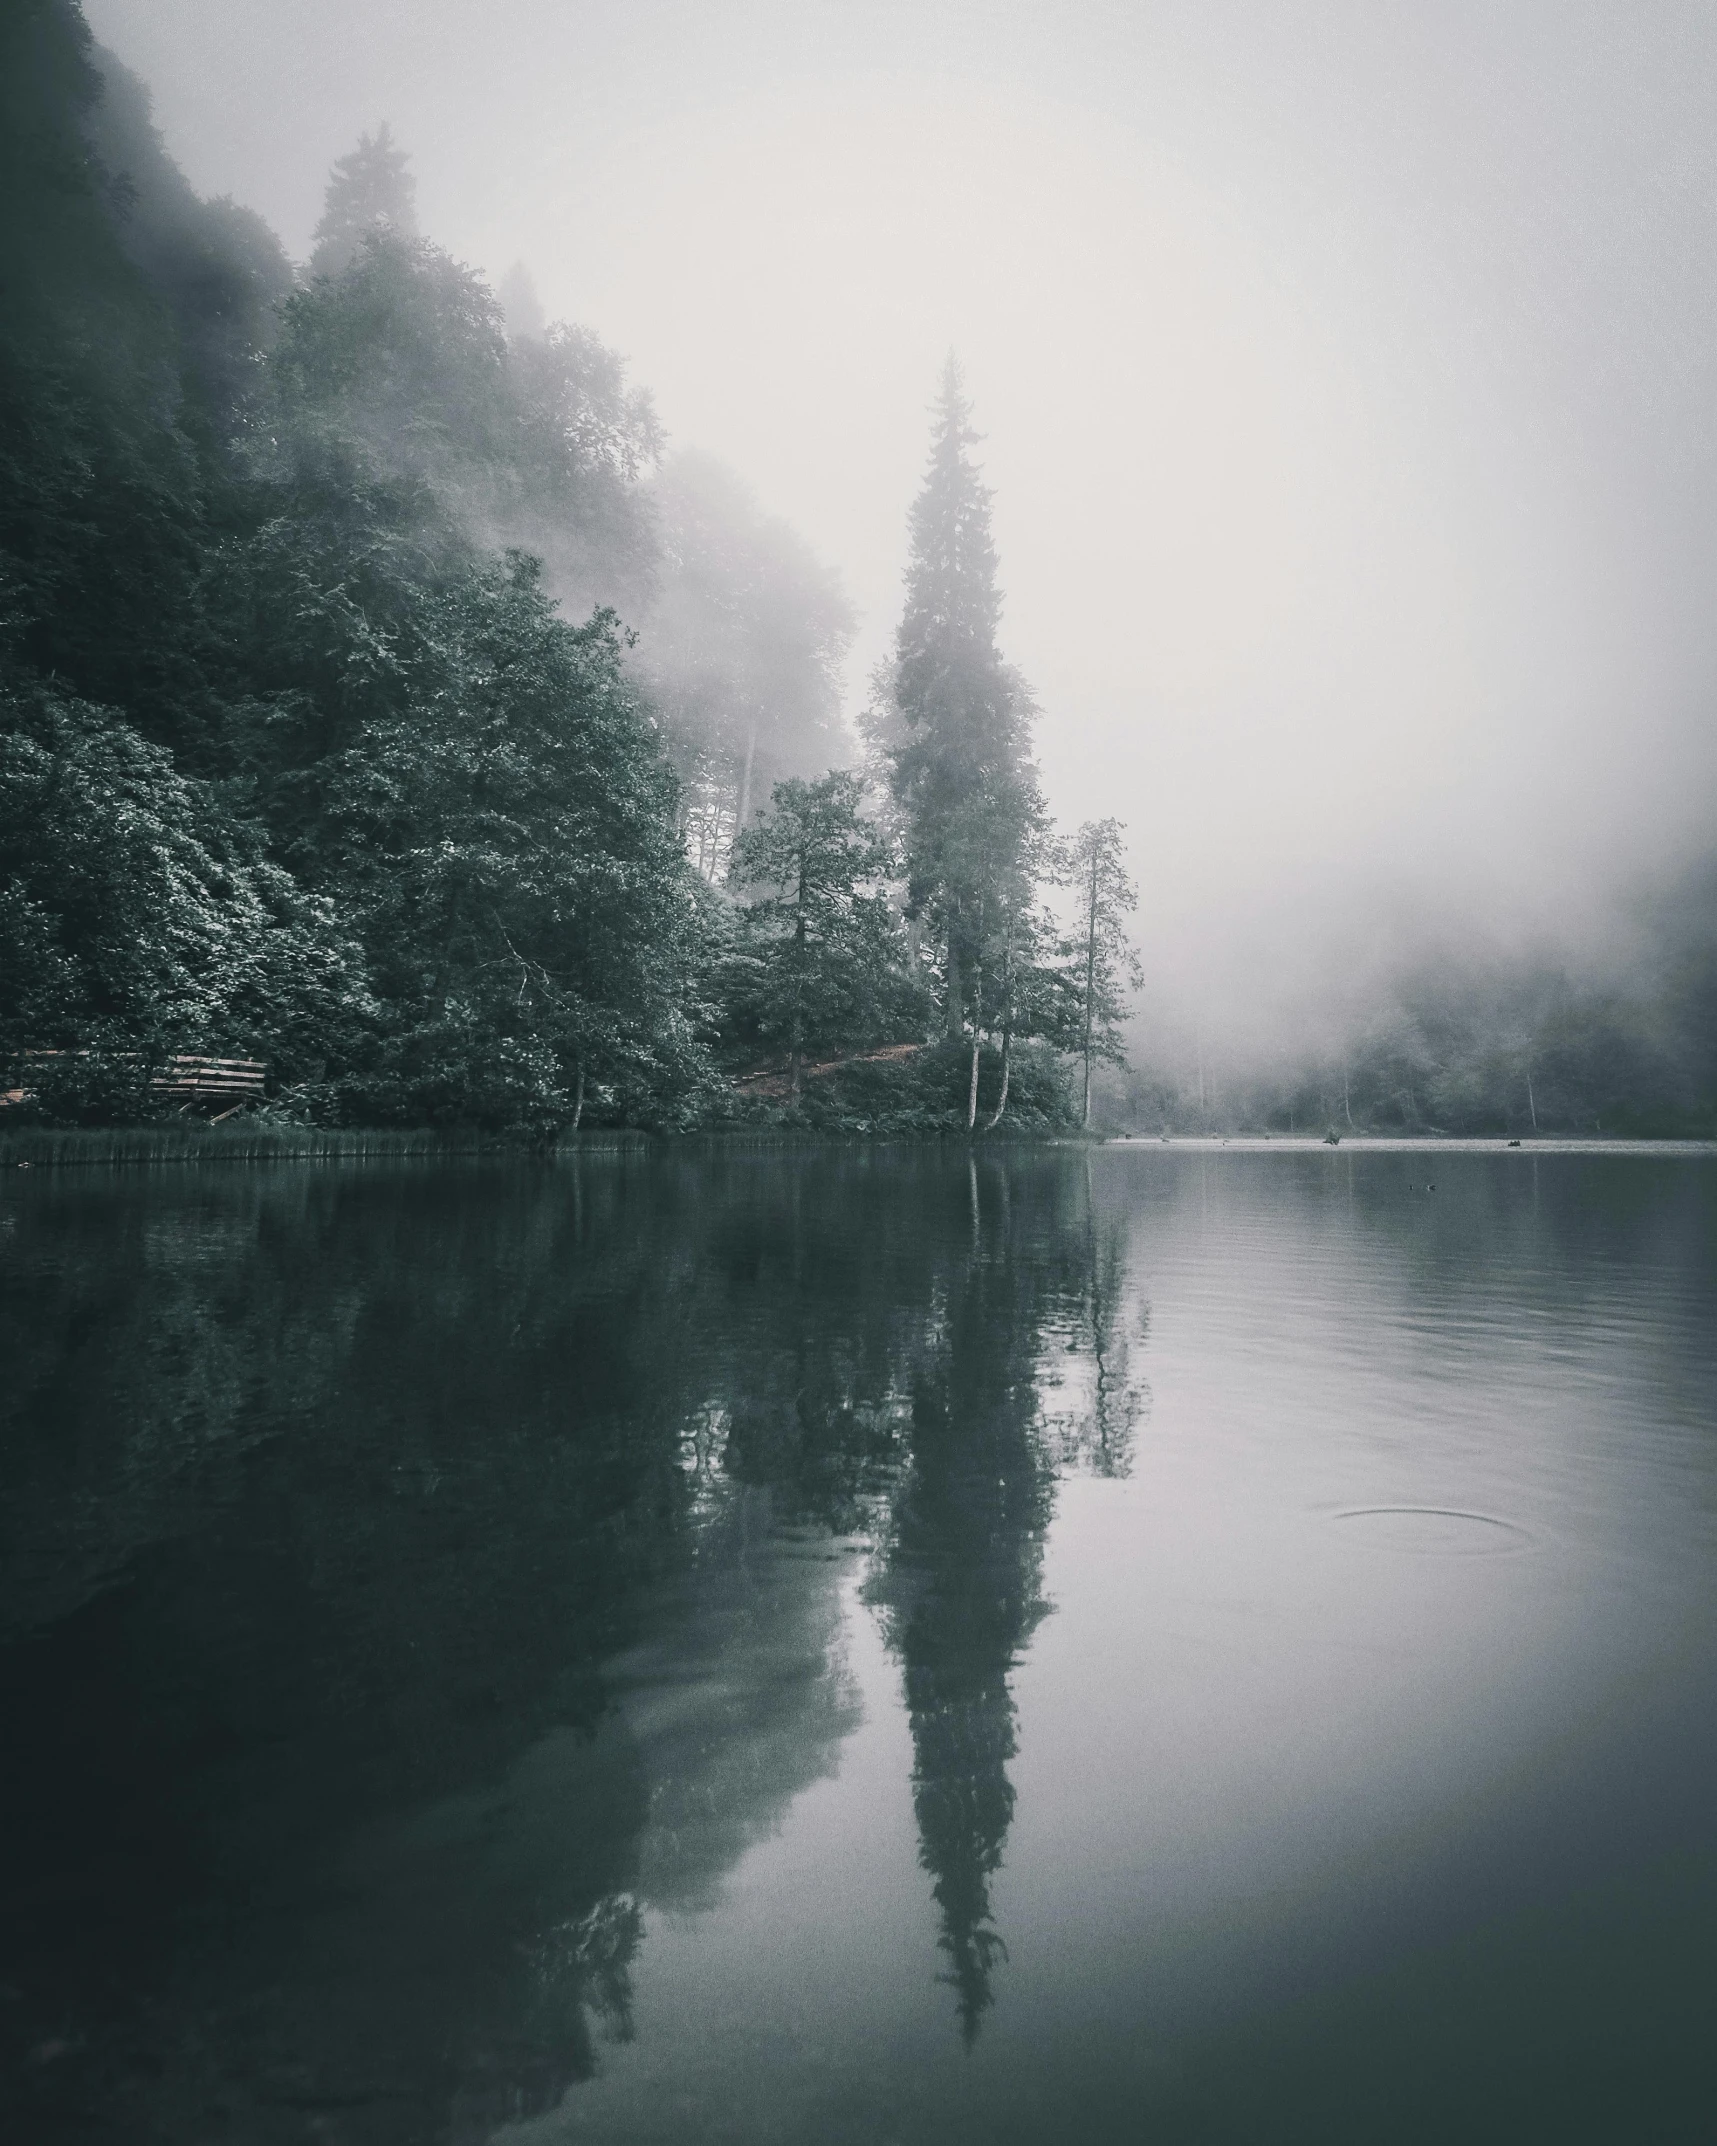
left=84, top=0, right=1717, bottom=1072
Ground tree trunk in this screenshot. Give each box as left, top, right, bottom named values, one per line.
left=1343, top=1064, right=1353, bottom=1127
left=1081, top=849, right=1100, bottom=1128
left=571, top=1062, right=586, bottom=1132
left=1526, top=1065, right=1538, bottom=1133
left=944, top=934, right=964, bottom=1040
left=984, top=938, right=1014, bottom=1131
left=984, top=1031, right=1011, bottom=1131
left=790, top=852, right=808, bottom=1098
left=966, top=957, right=983, bottom=1131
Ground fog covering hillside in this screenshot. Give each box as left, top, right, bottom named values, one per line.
left=2, top=0, right=1713, bottom=1138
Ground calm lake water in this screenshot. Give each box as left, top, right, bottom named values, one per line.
left=1, top=1144, right=1713, bottom=2144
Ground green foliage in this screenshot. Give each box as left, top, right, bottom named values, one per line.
left=876, top=358, right=1046, bottom=1035
left=728, top=1039, right=1076, bottom=1137
left=0, top=683, right=370, bottom=1115
left=0, top=3, right=207, bottom=724
left=725, top=772, right=921, bottom=1084
left=296, top=560, right=711, bottom=1130
left=0, top=22, right=1091, bottom=1142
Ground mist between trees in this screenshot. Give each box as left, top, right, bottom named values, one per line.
left=3, top=2, right=1712, bottom=1141
left=0, top=3, right=1138, bottom=1139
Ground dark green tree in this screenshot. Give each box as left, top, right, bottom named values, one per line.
left=726, top=771, right=907, bottom=1096
left=879, top=358, right=1045, bottom=1093
left=0, top=0, right=211, bottom=737
left=287, top=558, right=710, bottom=1130
left=0, top=683, right=369, bottom=1113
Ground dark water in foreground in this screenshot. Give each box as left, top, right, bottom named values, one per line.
left=1, top=1145, right=1712, bottom=2145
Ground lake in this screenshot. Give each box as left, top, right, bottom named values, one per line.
left=1, top=1143, right=1713, bottom=2144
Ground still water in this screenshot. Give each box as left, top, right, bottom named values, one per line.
left=1, top=1145, right=1713, bottom=2144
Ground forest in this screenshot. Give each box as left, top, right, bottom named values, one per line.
left=0, top=0, right=1136, bottom=1139
left=3, top=1, right=1712, bottom=1143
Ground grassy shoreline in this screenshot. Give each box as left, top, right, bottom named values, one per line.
left=0, top=1124, right=655, bottom=1167
left=3, top=1123, right=1713, bottom=1169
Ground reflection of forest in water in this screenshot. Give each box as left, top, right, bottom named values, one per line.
left=0, top=1152, right=1148, bottom=2142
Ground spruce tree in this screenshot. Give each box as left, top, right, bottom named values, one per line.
left=309, top=123, right=418, bottom=278
left=886, top=358, right=1043, bottom=1079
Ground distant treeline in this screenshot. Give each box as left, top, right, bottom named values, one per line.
left=0, top=2, right=1136, bottom=1136
left=1107, top=888, right=1717, bottom=1138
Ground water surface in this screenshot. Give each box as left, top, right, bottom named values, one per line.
left=1, top=1145, right=1712, bottom=2143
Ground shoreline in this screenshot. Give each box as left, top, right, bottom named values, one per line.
left=2, top=1125, right=1714, bottom=1169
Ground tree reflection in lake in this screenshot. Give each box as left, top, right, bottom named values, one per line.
left=0, top=1150, right=1145, bottom=2140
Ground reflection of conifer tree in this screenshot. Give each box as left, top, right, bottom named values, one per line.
left=869, top=1164, right=1060, bottom=2042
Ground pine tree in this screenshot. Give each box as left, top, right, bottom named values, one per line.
left=309, top=123, right=418, bottom=278
left=885, top=357, right=1043, bottom=1107
left=1067, top=818, right=1143, bottom=1127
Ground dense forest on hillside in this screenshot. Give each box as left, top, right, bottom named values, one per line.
left=0, top=0, right=1141, bottom=1137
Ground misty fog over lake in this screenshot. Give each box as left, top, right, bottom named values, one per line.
left=3, top=3, right=1716, bottom=2142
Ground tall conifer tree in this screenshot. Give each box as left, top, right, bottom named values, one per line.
left=309, top=124, right=418, bottom=278
left=885, top=358, right=1042, bottom=1061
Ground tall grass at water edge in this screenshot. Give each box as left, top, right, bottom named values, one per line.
left=0, top=1124, right=653, bottom=1168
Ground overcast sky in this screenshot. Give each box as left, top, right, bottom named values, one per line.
left=85, top=0, right=1717, bottom=1028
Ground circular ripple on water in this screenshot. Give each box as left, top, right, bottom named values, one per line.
left=1333, top=1506, right=1531, bottom=1555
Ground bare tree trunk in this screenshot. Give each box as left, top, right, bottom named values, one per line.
left=984, top=939, right=1014, bottom=1131
left=1526, top=1065, right=1538, bottom=1133
left=790, top=859, right=807, bottom=1098
left=1082, top=850, right=1099, bottom=1128
left=1343, top=1063, right=1353, bottom=1127
left=984, top=1032, right=1011, bottom=1131
left=966, top=957, right=983, bottom=1131
left=571, top=1062, right=586, bottom=1132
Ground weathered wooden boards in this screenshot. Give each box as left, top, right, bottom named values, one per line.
left=3, top=1052, right=268, bottom=1115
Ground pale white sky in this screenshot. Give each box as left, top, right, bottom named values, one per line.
left=86, top=0, right=1717, bottom=1032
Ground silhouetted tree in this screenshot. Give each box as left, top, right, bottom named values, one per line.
left=878, top=359, right=1045, bottom=1065
left=1067, top=818, right=1142, bottom=1127
left=309, top=123, right=418, bottom=278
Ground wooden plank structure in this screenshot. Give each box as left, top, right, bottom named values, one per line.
left=731, top=1040, right=924, bottom=1101
left=4, top=1051, right=267, bottom=1118
left=151, top=1057, right=268, bottom=1113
